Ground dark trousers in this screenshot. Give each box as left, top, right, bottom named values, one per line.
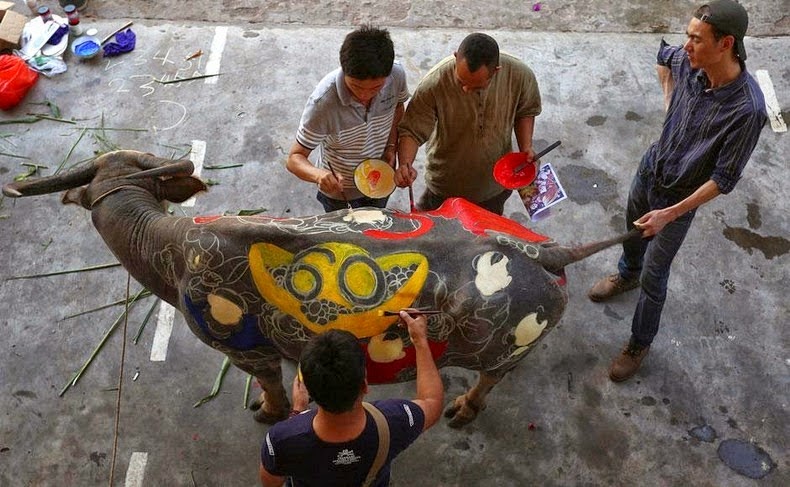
left=417, top=188, right=512, bottom=216
left=617, top=160, right=696, bottom=346
left=316, top=191, right=389, bottom=213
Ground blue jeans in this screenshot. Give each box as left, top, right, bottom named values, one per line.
left=316, top=191, right=389, bottom=213
left=616, top=159, right=696, bottom=346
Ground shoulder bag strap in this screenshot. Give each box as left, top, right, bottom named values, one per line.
left=361, top=401, right=390, bottom=487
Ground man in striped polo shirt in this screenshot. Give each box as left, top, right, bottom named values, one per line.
left=588, top=0, right=767, bottom=382
left=286, top=26, right=409, bottom=213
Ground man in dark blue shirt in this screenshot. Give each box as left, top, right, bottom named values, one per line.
left=588, top=0, right=767, bottom=382
left=259, top=311, right=443, bottom=486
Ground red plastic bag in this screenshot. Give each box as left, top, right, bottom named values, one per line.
left=0, top=55, right=39, bottom=111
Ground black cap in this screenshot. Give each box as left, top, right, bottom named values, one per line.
left=696, top=0, right=749, bottom=60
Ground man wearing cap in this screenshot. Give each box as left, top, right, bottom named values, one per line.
left=587, top=0, right=767, bottom=382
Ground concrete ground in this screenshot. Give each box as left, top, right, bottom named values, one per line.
left=0, top=0, right=788, bottom=485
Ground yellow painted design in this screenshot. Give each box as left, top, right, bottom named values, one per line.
left=368, top=334, right=406, bottom=363
left=514, top=312, right=548, bottom=347
left=207, top=293, right=243, bottom=326
left=249, top=242, right=428, bottom=337
left=511, top=345, right=530, bottom=356
left=474, top=251, right=512, bottom=296
left=509, top=312, right=548, bottom=357
left=345, top=260, right=377, bottom=299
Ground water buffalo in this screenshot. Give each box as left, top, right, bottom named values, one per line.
left=3, top=150, right=634, bottom=427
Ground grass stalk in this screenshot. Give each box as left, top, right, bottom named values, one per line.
left=154, top=73, right=222, bottom=84
left=0, top=152, right=30, bottom=159
left=59, top=287, right=148, bottom=396
left=133, top=298, right=161, bottom=344
left=7, top=262, right=121, bottom=281
left=243, top=374, right=253, bottom=409
left=55, top=127, right=88, bottom=175
left=193, top=357, right=232, bottom=407
left=60, top=290, right=153, bottom=321
left=204, top=164, right=243, bottom=170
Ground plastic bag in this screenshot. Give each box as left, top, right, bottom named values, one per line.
left=0, top=55, right=39, bottom=110
left=22, top=53, right=68, bottom=77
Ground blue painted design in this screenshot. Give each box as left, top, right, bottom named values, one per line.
left=184, top=295, right=274, bottom=350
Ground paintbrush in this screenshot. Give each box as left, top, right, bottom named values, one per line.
left=325, top=159, right=352, bottom=210
left=513, top=140, right=562, bottom=174
left=377, top=309, right=443, bottom=316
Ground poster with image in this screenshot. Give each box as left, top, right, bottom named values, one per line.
left=517, top=163, right=567, bottom=221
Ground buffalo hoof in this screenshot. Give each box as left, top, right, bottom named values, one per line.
left=253, top=407, right=289, bottom=424
left=443, top=394, right=485, bottom=428
left=249, top=397, right=289, bottom=424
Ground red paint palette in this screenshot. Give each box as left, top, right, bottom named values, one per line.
left=493, top=152, right=537, bottom=190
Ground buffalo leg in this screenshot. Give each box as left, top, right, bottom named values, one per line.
left=444, top=372, right=501, bottom=428
left=250, top=375, right=290, bottom=424
left=225, top=350, right=290, bottom=423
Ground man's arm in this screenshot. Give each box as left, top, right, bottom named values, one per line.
left=513, top=116, right=537, bottom=175
left=396, top=77, right=438, bottom=188
left=514, top=116, right=535, bottom=153
left=259, top=463, right=285, bottom=487
left=656, top=64, right=675, bottom=112
left=634, top=180, right=720, bottom=237
left=394, top=135, right=419, bottom=188
left=285, top=142, right=343, bottom=194
left=383, top=102, right=405, bottom=167
left=399, top=310, right=443, bottom=431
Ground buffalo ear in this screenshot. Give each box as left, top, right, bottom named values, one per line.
left=62, top=187, right=91, bottom=209
left=158, top=176, right=208, bottom=203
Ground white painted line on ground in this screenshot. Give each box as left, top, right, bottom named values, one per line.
left=205, top=26, right=228, bottom=85
left=755, top=69, right=787, bottom=133
left=182, top=139, right=207, bottom=208
left=150, top=302, right=175, bottom=362
left=125, top=452, right=148, bottom=487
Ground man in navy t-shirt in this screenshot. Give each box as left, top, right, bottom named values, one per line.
left=259, top=311, right=443, bottom=486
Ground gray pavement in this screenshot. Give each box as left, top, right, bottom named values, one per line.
left=0, top=1, right=788, bottom=486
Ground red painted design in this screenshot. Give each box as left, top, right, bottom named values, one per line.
left=368, top=170, right=381, bottom=187
left=362, top=211, right=434, bottom=240
left=361, top=340, right=448, bottom=384
left=430, top=198, right=549, bottom=243
left=193, top=215, right=222, bottom=224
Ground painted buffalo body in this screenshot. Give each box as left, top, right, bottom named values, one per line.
left=3, top=151, right=631, bottom=427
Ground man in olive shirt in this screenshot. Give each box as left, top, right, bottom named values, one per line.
left=394, top=33, right=542, bottom=215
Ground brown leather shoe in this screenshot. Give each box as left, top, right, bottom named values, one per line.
left=588, top=273, right=639, bottom=302
left=609, top=339, right=650, bottom=382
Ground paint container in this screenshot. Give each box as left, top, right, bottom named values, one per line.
left=63, top=5, right=83, bottom=36
left=71, top=34, right=101, bottom=60
left=37, top=6, right=53, bottom=23
left=59, top=0, right=87, bottom=10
